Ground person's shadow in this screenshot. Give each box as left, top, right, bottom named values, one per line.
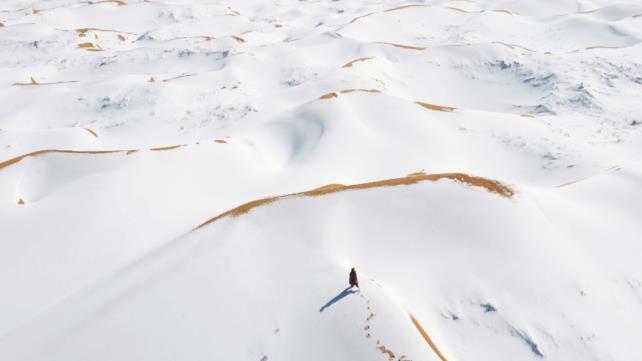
left=319, top=286, right=357, bottom=312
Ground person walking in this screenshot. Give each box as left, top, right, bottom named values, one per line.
left=349, top=267, right=359, bottom=289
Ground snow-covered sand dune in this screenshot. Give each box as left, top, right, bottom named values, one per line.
left=1, top=1, right=641, bottom=360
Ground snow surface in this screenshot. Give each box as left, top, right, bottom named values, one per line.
left=1, top=0, right=642, bottom=360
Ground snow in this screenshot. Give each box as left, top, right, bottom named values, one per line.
left=1, top=0, right=641, bottom=360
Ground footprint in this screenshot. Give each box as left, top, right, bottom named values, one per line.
left=365, top=325, right=370, bottom=330
left=377, top=345, right=395, bottom=360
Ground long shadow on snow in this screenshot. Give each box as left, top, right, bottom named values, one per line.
left=319, top=287, right=357, bottom=312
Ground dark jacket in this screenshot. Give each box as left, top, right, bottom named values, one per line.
left=349, top=268, right=359, bottom=287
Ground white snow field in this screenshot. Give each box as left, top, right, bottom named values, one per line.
left=1, top=0, right=642, bottom=360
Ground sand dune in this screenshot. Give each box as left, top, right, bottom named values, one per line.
left=1, top=1, right=641, bottom=360
left=196, top=172, right=513, bottom=229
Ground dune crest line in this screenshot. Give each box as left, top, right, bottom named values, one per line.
left=195, top=172, right=513, bottom=230
left=0, top=149, right=127, bottom=170
left=410, top=314, right=449, bottom=361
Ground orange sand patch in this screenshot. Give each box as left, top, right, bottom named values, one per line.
left=148, top=76, right=156, bottom=83
left=13, top=77, right=78, bottom=86
left=320, top=92, right=338, bottom=100
left=320, top=89, right=380, bottom=99
left=384, top=4, right=430, bottom=13
left=14, top=77, right=37, bottom=86
left=342, top=57, right=373, bottom=68
left=195, top=172, right=513, bottom=229
left=149, top=145, right=183, bottom=151
left=274, top=24, right=283, bottom=28
left=232, top=36, right=246, bottom=43
left=17, top=198, right=25, bottom=205
left=84, top=128, right=98, bottom=138
left=377, top=345, right=395, bottom=360
left=0, top=21, right=4, bottom=27
left=117, top=34, right=126, bottom=41
left=410, top=314, right=448, bottom=361
left=379, top=42, right=426, bottom=50
left=0, top=150, right=126, bottom=171
left=343, top=4, right=441, bottom=27
left=215, top=139, right=227, bottom=144
left=32, top=8, right=42, bottom=14
left=310, top=184, right=345, bottom=193
left=94, top=0, right=127, bottom=5
left=415, top=101, right=456, bottom=112
left=339, top=88, right=380, bottom=94
left=0, top=142, right=198, bottom=170
left=76, top=28, right=136, bottom=36
left=78, top=42, right=103, bottom=51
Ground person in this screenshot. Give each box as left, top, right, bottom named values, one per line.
left=349, top=267, right=359, bottom=289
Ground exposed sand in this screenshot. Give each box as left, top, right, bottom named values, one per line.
left=320, top=89, right=380, bottom=100
left=383, top=4, right=430, bottom=13
left=78, top=42, right=103, bottom=51
left=149, top=145, right=184, bottom=151
left=195, top=172, right=513, bottom=229
left=13, top=77, right=79, bottom=86
left=84, top=128, right=98, bottom=138
left=377, top=345, right=396, bottom=359
left=76, top=28, right=136, bottom=36
left=340, top=88, right=380, bottom=94
left=342, top=57, right=373, bottom=68
left=94, top=0, right=127, bottom=6
left=378, top=42, right=426, bottom=50
left=320, top=92, right=338, bottom=100
left=0, top=150, right=125, bottom=171
left=415, top=101, right=456, bottom=112
left=410, top=315, right=448, bottom=361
